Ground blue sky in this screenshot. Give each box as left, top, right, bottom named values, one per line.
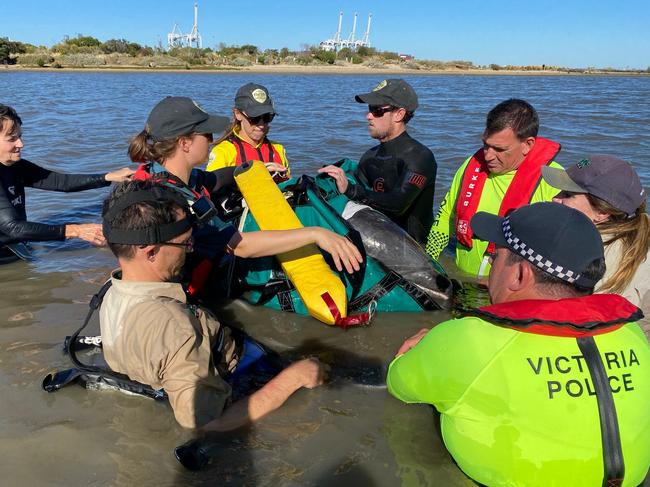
left=3, top=0, right=649, bottom=69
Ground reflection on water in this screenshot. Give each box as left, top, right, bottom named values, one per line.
left=0, top=72, right=648, bottom=484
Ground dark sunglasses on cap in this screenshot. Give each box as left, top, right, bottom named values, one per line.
left=368, top=105, right=396, bottom=117
left=244, top=112, right=276, bottom=125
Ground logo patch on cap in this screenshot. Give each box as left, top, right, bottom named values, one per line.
left=373, top=80, right=388, bottom=91
left=191, top=99, right=207, bottom=113
left=576, top=158, right=591, bottom=169
left=252, top=89, right=267, bottom=103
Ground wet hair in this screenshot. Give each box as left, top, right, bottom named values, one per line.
left=0, top=104, right=22, bottom=136
left=485, top=99, right=539, bottom=140
left=127, top=127, right=192, bottom=163
left=102, top=180, right=185, bottom=259
left=587, top=196, right=650, bottom=294
left=506, top=250, right=606, bottom=297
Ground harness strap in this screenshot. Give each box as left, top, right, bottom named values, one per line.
left=349, top=270, right=441, bottom=312
left=577, top=337, right=625, bottom=486
left=321, top=292, right=373, bottom=329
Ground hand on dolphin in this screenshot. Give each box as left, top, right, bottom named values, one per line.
left=318, top=165, right=350, bottom=194
left=312, top=227, right=362, bottom=274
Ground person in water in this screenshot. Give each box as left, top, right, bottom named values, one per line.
left=100, top=180, right=329, bottom=429
left=207, top=83, right=289, bottom=180
left=128, top=96, right=361, bottom=296
left=318, top=79, right=437, bottom=245
left=543, top=154, right=649, bottom=313
left=0, top=104, right=133, bottom=251
left=425, top=99, right=561, bottom=278
left=388, top=202, right=650, bottom=486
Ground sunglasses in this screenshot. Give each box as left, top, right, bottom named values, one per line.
left=368, top=105, right=396, bottom=117
left=244, top=112, right=275, bottom=125
left=160, top=235, right=194, bottom=253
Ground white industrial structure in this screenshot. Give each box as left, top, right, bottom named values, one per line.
left=167, top=2, right=202, bottom=49
left=320, top=12, right=372, bottom=51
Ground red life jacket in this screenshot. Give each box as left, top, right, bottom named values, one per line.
left=473, top=294, right=643, bottom=338
left=228, top=134, right=282, bottom=166
left=455, top=137, right=560, bottom=252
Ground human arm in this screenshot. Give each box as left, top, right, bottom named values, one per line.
left=202, top=358, right=327, bottom=433
left=424, top=161, right=468, bottom=260
left=20, top=159, right=131, bottom=191
left=330, top=146, right=437, bottom=217
left=227, top=227, right=363, bottom=273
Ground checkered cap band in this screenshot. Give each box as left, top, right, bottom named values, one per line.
left=502, top=218, right=579, bottom=284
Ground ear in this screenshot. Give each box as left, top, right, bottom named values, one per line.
left=513, top=260, right=536, bottom=291
left=139, top=244, right=157, bottom=262
left=592, top=210, right=610, bottom=224
left=392, top=107, right=407, bottom=124
left=233, top=109, right=245, bottom=122
left=521, top=136, right=536, bottom=156
left=178, top=135, right=193, bottom=153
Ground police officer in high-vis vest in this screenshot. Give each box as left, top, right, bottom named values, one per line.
left=388, top=202, right=650, bottom=487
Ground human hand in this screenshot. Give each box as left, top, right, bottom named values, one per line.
left=312, top=227, right=362, bottom=273
left=286, top=358, right=330, bottom=389
left=264, top=162, right=287, bottom=174
left=317, top=165, right=349, bottom=194
left=395, top=328, right=430, bottom=356
left=105, top=167, right=135, bottom=182
left=65, top=223, right=106, bottom=246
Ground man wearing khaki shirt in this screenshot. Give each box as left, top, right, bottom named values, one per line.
left=100, top=181, right=327, bottom=430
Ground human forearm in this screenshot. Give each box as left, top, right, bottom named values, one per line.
left=201, top=358, right=326, bottom=433
left=230, top=228, right=319, bottom=258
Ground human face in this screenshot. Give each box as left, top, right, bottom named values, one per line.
left=154, top=223, right=193, bottom=282
left=187, top=133, right=213, bottom=167
left=552, top=191, right=609, bottom=224
left=0, top=121, right=24, bottom=166
left=482, top=127, right=533, bottom=175
left=487, top=247, right=517, bottom=304
left=236, top=109, right=270, bottom=145
left=365, top=105, right=403, bottom=142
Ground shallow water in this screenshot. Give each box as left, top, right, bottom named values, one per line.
left=0, top=72, right=649, bottom=485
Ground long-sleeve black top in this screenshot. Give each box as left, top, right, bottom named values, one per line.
left=344, top=132, right=437, bottom=244
left=0, top=158, right=109, bottom=245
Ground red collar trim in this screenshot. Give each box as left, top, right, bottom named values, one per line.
left=472, top=294, right=643, bottom=337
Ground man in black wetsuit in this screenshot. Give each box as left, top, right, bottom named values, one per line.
left=319, top=79, right=437, bottom=245
left=0, top=104, right=133, bottom=254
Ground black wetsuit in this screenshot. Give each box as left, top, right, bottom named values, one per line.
left=0, top=159, right=109, bottom=245
left=344, top=132, right=437, bottom=244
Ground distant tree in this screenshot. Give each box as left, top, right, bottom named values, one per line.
left=66, top=35, right=102, bottom=48
left=279, top=47, right=290, bottom=58
left=356, top=46, right=376, bottom=57
left=102, top=38, right=145, bottom=56
left=313, top=49, right=336, bottom=64
left=240, top=44, right=258, bottom=55
left=0, top=37, right=27, bottom=64
left=337, top=47, right=352, bottom=59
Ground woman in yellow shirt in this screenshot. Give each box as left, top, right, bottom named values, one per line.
left=207, top=83, right=289, bottom=181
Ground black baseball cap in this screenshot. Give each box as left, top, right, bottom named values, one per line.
left=234, top=83, right=275, bottom=117
left=146, top=97, right=230, bottom=141
left=470, top=202, right=604, bottom=288
left=542, top=155, right=645, bottom=217
left=355, top=79, right=418, bottom=112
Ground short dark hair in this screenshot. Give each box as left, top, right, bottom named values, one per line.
left=485, top=99, right=539, bottom=140
left=506, top=250, right=606, bottom=296
left=0, top=104, right=22, bottom=136
left=102, top=180, right=185, bottom=259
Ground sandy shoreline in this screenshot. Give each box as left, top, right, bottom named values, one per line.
left=2, top=63, right=647, bottom=76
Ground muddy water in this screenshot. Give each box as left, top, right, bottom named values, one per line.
left=0, top=72, right=649, bottom=485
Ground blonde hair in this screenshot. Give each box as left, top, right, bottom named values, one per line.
left=127, top=128, right=185, bottom=163
left=588, top=195, right=650, bottom=294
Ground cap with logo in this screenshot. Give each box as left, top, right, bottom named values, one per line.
left=470, top=202, right=605, bottom=288
left=234, top=83, right=275, bottom=117
left=146, top=96, right=230, bottom=141
left=355, top=79, right=419, bottom=112
left=542, top=155, right=646, bottom=217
